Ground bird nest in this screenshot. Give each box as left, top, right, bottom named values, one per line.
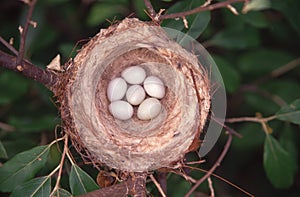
left=54, top=18, right=211, bottom=172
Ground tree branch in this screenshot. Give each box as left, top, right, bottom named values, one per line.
left=144, top=0, right=156, bottom=18
left=16, top=0, right=37, bottom=67
left=78, top=172, right=147, bottom=197
left=0, top=50, right=58, bottom=89
left=159, top=0, right=246, bottom=20
left=184, top=132, right=233, bottom=197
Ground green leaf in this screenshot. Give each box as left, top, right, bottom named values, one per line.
left=0, top=141, right=8, bottom=159
left=272, top=0, right=300, bottom=35
left=209, top=26, right=260, bottom=49
left=212, top=55, right=240, bottom=93
left=69, top=165, right=99, bottom=196
left=279, top=125, right=298, bottom=175
left=240, top=12, right=269, bottom=28
left=263, top=134, right=296, bottom=189
left=8, top=114, right=59, bottom=133
left=243, top=0, right=271, bottom=13
left=10, top=176, right=51, bottom=197
left=232, top=123, right=265, bottom=150
left=167, top=174, right=191, bottom=197
left=237, top=48, right=293, bottom=77
left=87, top=3, right=125, bottom=26
left=0, top=145, right=50, bottom=192
left=262, top=79, right=300, bottom=103
left=275, top=99, right=300, bottom=124
left=51, top=188, right=72, bottom=197
left=0, top=71, right=30, bottom=105
left=162, top=0, right=210, bottom=40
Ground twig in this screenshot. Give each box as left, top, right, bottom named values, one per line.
left=240, top=85, right=286, bottom=106
left=156, top=172, right=167, bottom=196
left=254, top=57, right=300, bottom=85
left=159, top=0, right=245, bottom=20
left=212, top=116, right=242, bottom=138
left=144, top=0, right=156, bottom=18
left=207, top=176, right=215, bottom=197
left=0, top=36, right=18, bottom=55
left=0, top=50, right=58, bottom=89
left=0, top=122, right=15, bottom=132
left=16, top=0, right=37, bottom=67
left=271, top=57, right=300, bottom=78
left=50, top=135, right=68, bottom=196
left=226, top=115, right=276, bottom=134
left=79, top=172, right=148, bottom=197
left=226, top=115, right=275, bottom=124
left=150, top=174, right=166, bottom=197
left=183, top=166, right=254, bottom=197
left=78, top=181, right=129, bottom=197
left=184, top=132, right=233, bottom=197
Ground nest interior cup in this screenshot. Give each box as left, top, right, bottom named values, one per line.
left=62, top=18, right=211, bottom=172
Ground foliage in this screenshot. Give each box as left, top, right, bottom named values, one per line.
left=0, top=0, right=300, bottom=196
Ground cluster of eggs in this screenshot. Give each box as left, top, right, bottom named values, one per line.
left=107, top=66, right=166, bottom=121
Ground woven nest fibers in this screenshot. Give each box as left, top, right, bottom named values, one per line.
left=55, top=18, right=211, bottom=172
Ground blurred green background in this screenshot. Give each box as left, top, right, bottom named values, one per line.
left=0, top=0, right=300, bottom=196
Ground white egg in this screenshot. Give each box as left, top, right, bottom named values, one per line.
left=137, top=98, right=162, bottom=120
left=107, top=77, right=127, bottom=102
left=121, top=66, right=146, bottom=84
left=126, top=85, right=146, bottom=105
left=109, top=100, right=133, bottom=120
left=143, top=76, right=165, bottom=99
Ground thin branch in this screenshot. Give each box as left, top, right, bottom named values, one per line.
left=159, top=0, right=245, bottom=20
left=0, top=36, right=18, bottom=55
left=212, top=116, right=242, bottom=138
left=156, top=172, right=168, bottom=196
left=150, top=174, right=166, bottom=197
left=184, top=132, right=233, bottom=197
left=240, top=85, right=286, bottom=107
left=226, top=115, right=276, bottom=124
left=78, top=181, right=130, bottom=197
left=0, top=121, right=15, bottom=132
left=271, top=57, right=300, bottom=78
left=79, top=173, right=148, bottom=197
left=184, top=166, right=254, bottom=197
left=0, top=50, right=58, bottom=89
left=50, top=135, right=68, bottom=196
left=16, top=0, right=37, bottom=67
left=144, top=0, right=156, bottom=18
left=207, top=176, right=215, bottom=197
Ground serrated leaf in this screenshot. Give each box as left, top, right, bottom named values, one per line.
left=243, top=0, right=271, bottom=13
left=10, top=176, right=51, bottom=197
left=275, top=99, right=300, bottom=124
left=0, top=145, right=50, bottom=192
left=263, top=134, right=296, bottom=189
left=69, top=165, right=99, bottom=195
left=0, top=141, right=8, bottom=159
left=51, top=188, right=72, bottom=197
